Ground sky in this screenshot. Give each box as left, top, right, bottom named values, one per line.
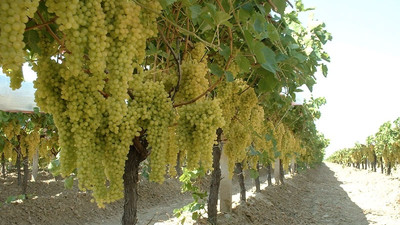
left=2, top=1, right=400, bottom=158
left=300, top=0, right=400, bottom=157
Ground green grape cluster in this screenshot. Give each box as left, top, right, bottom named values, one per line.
left=281, top=129, right=293, bottom=171
left=271, top=122, right=285, bottom=170
left=247, top=153, right=259, bottom=171
left=250, top=105, right=268, bottom=152
left=130, top=76, right=174, bottom=183
left=19, top=132, right=28, bottom=154
left=263, top=120, right=276, bottom=161
left=174, top=43, right=209, bottom=103
left=212, top=49, right=241, bottom=78
left=190, top=42, right=207, bottom=61
left=45, top=0, right=79, bottom=30
left=3, top=141, right=14, bottom=163
left=223, top=120, right=251, bottom=175
left=177, top=99, right=225, bottom=171
left=216, top=80, right=259, bottom=176
left=0, top=0, right=39, bottom=89
left=2, top=120, right=21, bottom=139
left=24, top=128, right=40, bottom=161
left=274, top=124, right=302, bottom=171
left=39, top=133, right=59, bottom=163
left=166, top=126, right=179, bottom=177
left=216, top=81, right=241, bottom=128
left=32, top=0, right=164, bottom=207
left=160, top=70, right=178, bottom=93
left=138, top=0, right=162, bottom=44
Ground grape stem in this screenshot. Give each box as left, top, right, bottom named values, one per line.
left=36, top=11, right=70, bottom=54
left=132, top=131, right=150, bottom=160
left=239, top=73, right=258, bottom=96
left=133, top=0, right=219, bottom=50
left=215, top=0, right=234, bottom=71
left=286, top=0, right=294, bottom=8
left=25, top=16, right=58, bottom=31
left=158, top=26, right=182, bottom=102
left=127, top=89, right=135, bottom=100
left=98, top=90, right=109, bottom=98
left=173, top=75, right=224, bottom=108
left=267, top=0, right=278, bottom=12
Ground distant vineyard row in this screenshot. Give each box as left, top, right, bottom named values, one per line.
left=327, top=117, right=400, bottom=175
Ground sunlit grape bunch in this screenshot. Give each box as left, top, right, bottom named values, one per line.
left=0, top=0, right=39, bottom=89
left=177, top=99, right=225, bottom=171
left=174, top=43, right=209, bottom=103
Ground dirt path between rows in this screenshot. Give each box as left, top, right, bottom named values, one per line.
left=1, top=163, right=399, bottom=225
left=212, top=163, right=400, bottom=225
left=92, top=163, right=400, bottom=225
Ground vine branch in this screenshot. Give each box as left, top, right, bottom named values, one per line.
left=158, top=26, right=182, bottom=102
left=25, top=17, right=58, bottom=31
left=133, top=0, right=220, bottom=50
left=286, top=0, right=294, bottom=9
left=36, top=11, right=70, bottom=54
left=215, top=0, right=234, bottom=70
left=267, top=0, right=278, bottom=12
left=173, top=76, right=224, bottom=108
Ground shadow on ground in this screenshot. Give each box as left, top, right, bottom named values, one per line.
left=197, top=163, right=369, bottom=225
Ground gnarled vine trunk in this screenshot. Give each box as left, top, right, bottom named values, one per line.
left=380, top=157, right=384, bottom=174
left=235, top=162, right=246, bottom=202
left=208, top=128, right=222, bottom=225
left=122, top=135, right=149, bottom=225
left=386, top=162, right=391, bottom=175
left=16, top=150, right=21, bottom=186
left=254, top=162, right=261, bottom=193
left=372, top=153, right=377, bottom=172
left=266, top=162, right=272, bottom=186
left=22, top=147, right=29, bottom=195
left=1, top=152, right=5, bottom=179
left=279, top=159, right=284, bottom=185
left=175, top=151, right=183, bottom=177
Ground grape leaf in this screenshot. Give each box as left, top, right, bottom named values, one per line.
left=321, top=64, right=328, bottom=77
left=209, top=63, right=223, bottom=77
left=64, top=176, right=74, bottom=189
left=189, top=4, right=202, bottom=20
left=236, top=55, right=250, bottom=73
left=213, top=11, right=232, bottom=27
left=271, top=0, right=286, bottom=15
left=24, top=30, right=41, bottom=55
left=267, top=23, right=280, bottom=42
left=249, top=169, right=259, bottom=179
left=225, top=71, right=234, bottom=82
left=258, top=69, right=278, bottom=93
left=159, top=0, right=178, bottom=9
left=254, top=42, right=277, bottom=73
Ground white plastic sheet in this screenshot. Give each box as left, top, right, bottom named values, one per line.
left=0, top=75, right=37, bottom=112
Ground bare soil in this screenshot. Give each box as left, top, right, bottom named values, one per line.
left=1, top=163, right=399, bottom=225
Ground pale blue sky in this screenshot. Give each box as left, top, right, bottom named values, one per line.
left=301, top=0, right=400, bottom=156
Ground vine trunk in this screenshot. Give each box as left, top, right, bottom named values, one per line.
left=254, top=162, right=261, bottom=193
left=235, top=162, right=246, bottom=202
left=122, top=135, right=148, bottom=225
left=207, top=129, right=222, bottom=225
left=1, top=152, right=5, bottom=179
left=266, top=163, right=272, bottom=186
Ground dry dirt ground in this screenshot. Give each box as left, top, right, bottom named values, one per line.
left=1, top=162, right=399, bottom=225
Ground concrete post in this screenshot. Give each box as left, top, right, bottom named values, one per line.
left=31, top=147, right=39, bottom=181
left=274, top=158, right=280, bottom=185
